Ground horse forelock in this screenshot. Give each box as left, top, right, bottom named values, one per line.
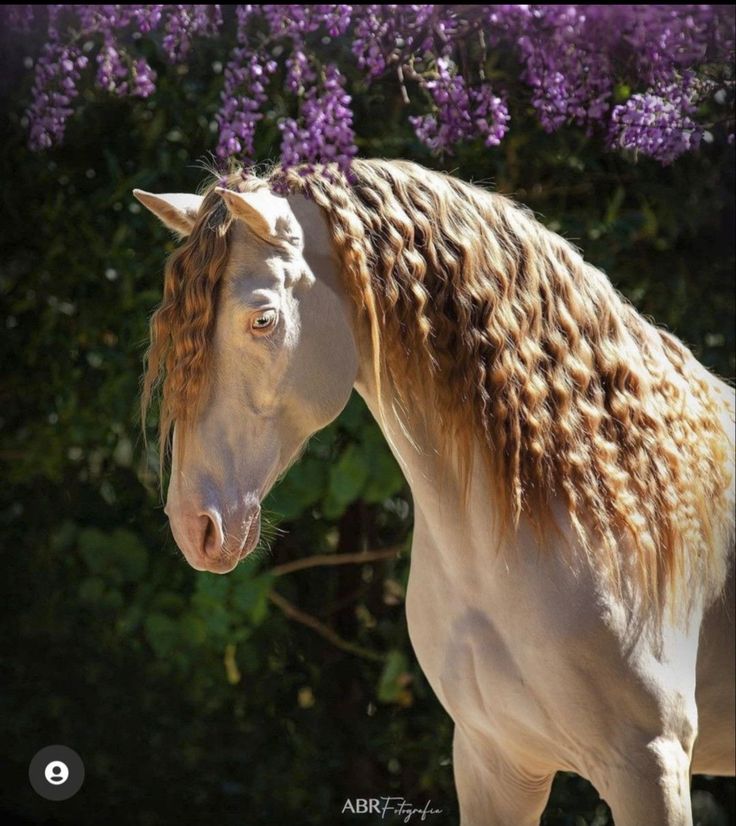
left=142, top=173, right=278, bottom=476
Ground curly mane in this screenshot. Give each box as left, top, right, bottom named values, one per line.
left=144, top=159, right=734, bottom=611
left=141, top=188, right=235, bottom=471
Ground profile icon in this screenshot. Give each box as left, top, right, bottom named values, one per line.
left=29, top=746, right=84, bottom=800
left=44, top=760, right=69, bottom=785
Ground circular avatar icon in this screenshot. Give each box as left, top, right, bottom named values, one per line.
left=29, top=745, right=85, bottom=801
left=44, top=760, right=70, bottom=785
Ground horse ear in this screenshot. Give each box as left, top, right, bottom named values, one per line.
left=132, top=190, right=204, bottom=236
left=215, top=188, right=302, bottom=248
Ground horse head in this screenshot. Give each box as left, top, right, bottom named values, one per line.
left=135, top=184, right=358, bottom=573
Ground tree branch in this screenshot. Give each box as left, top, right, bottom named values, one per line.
left=270, top=546, right=402, bottom=577
left=268, top=590, right=386, bottom=663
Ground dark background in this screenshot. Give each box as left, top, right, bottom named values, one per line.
left=1, top=19, right=734, bottom=826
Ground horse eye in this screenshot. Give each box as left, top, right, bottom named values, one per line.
left=251, top=309, right=277, bottom=333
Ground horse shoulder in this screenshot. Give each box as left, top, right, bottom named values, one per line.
left=406, top=504, right=705, bottom=775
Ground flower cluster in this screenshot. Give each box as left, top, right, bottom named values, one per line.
left=609, top=74, right=703, bottom=164
left=410, top=59, right=509, bottom=152
left=215, top=6, right=272, bottom=160
left=27, top=41, right=88, bottom=151
left=3, top=4, right=35, bottom=32
left=217, top=51, right=277, bottom=159
left=96, top=43, right=157, bottom=98
left=279, top=65, right=357, bottom=173
left=162, top=5, right=223, bottom=63
left=352, top=5, right=435, bottom=78
left=515, top=6, right=615, bottom=132
left=8, top=4, right=735, bottom=169
left=24, top=6, right=89, bottom=152
left=261, top=4, right=352, bottom=39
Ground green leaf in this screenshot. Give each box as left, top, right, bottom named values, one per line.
left=323, top=443, right=369, bottom=518
left=195, top=573, right=230, bottom=603
left=144, top=612, right=180, bottom=658
left=109, top=529, right=149, bottom=581
left=613, top=82, right=631, bottom=103
left=50, top=520, right=78, bottom=553
left=78, top=576, right=106, bottom=604
left=178, top=613, right=208, bottom=646
left=231, top=572, right=274, bottom=626
left=363, top=446, right=404, bottom=504
left=377, top=649, right=409, bottom=704
left=266, top=456, right=328, bottom=520
left=77, top=527, right=148, bottom=583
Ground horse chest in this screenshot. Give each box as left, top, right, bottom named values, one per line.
left=403, top=518, right=702, bottom=772
left=404, top=536, right=582, bottom=759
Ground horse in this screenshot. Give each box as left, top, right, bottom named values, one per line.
left=134, top=158, right=735, bottom=826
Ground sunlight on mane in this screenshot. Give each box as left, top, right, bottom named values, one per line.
left=143, top=158, right=734, bottom=617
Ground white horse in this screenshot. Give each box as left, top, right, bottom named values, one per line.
left=135, top=159, right=735, bottom=825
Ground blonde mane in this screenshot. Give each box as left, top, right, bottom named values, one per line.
left=143, top=159, right=734, bottom=612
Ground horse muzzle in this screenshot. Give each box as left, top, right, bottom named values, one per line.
left=165, top=499, right=261, bottom=574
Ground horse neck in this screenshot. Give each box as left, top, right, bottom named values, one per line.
left=351, top=330, right=503, bottom=559
left=295, top=190, right=500, bottom=555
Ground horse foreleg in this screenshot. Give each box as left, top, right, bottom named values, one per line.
left=453, top=725, right=553, bottom=826
left=592, top=736, right=694, bottom=826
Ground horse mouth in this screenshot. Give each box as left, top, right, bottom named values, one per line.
left=220, top=512, right=261, bottom=569
left=241, top=512, right=262, bottom=556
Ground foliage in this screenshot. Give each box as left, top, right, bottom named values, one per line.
left=3, top=4, right=735, bottom=173
left=1, top=8, right=734, bottom=826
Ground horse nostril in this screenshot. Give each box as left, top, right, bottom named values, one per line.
left=201, top=513, right=218, bottom=558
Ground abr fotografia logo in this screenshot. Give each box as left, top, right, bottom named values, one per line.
left=341, top=797, right=443, bottom=822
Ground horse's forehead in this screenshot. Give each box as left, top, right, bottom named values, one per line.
left=226, top=222, right=267, bottom=267
left=221, top=227, right=300, bottom=304
left=222, top=226, right=277, bottom=281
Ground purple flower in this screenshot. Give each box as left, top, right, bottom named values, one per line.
left=96, top=41, right=130, bottom=95
left=410, top=59, right=509, bottom=153
left=473, top=85, right=511, bottom=148
left=162, top=5, right=223, bottom=63
left=352, top=5, right=434, bottom=78
left=285, top=49, right=316, bottom=95
left=262, top=4, right=352, bottom=39
left=133, top=5, right=165, bottom=34
left=608, top=74, right=703, bottom=164
left=28, top=42, right=88, bottom=150
left=216, top=49, right=277, bottom=160
left=132, top=58, right=157, bottom=98
left=279, top=65, right=357, bottom=174
left=515, top=6, right=615, bottom=133
left=18, top=4, right=736, bottom=168
left=2, top=4, right=35, bottom=32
